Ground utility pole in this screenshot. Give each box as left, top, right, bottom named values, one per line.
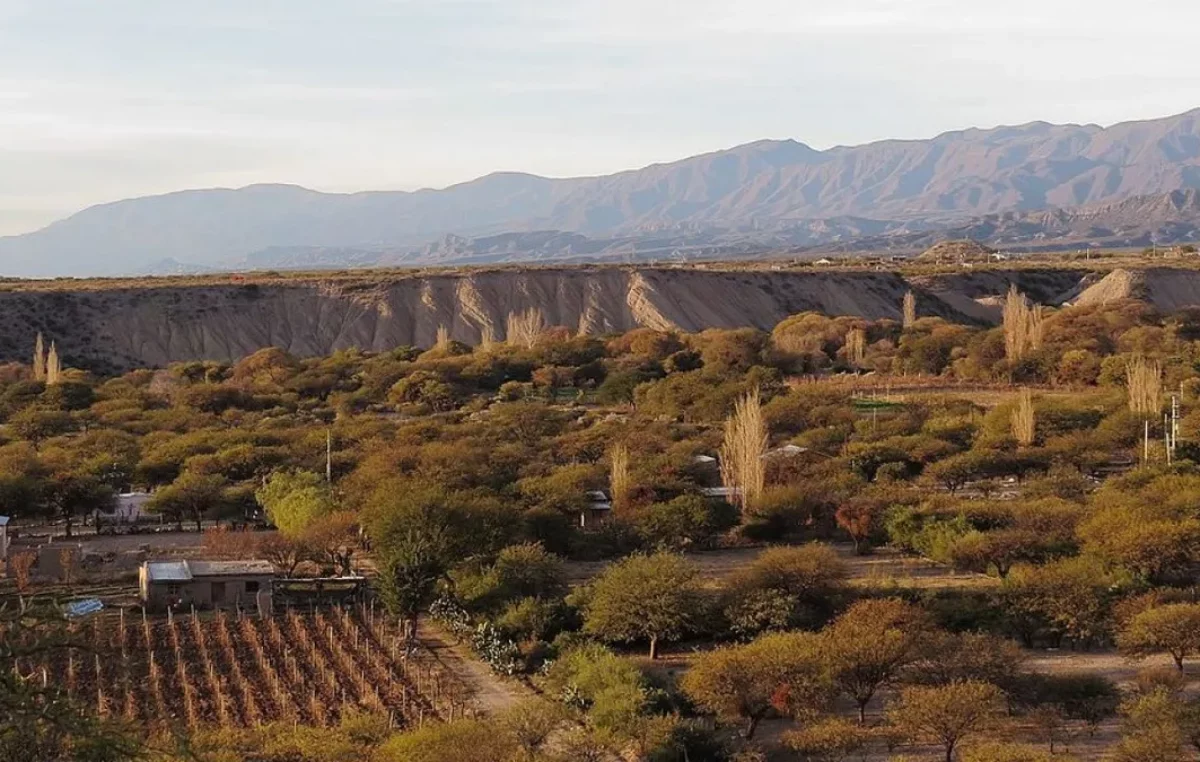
left=1144, top=420, right=1151, bottom=466
left=1165, top=414, right=1172, bottom=465
left=1172, top=393, right=1180, bottom=457
left=326, top=429, right=333, bottom=484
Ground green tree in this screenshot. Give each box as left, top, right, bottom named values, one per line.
left=7, top=406, right=72, bottom=448
left=1118, top=604, right=1200, bottom=672
left=256, top=469, right=335, bottom=537
left=583, top=551, right=706, bottom=659
left=823, top=598, right=931, bottom=723
left=375, top=717, right=516, bottom=762
left=377, top=529, right=446, bottom=643
left=148, top=470, right=230, bottom=531
left=43, top=470, right=114, bottom=539
left=682, top=631, right=831, bottom=739
left=723, top=544, right=848, bottom=636
left=1110, top=688, right=1189, bottom=762
left=888, top=681, right=1005, bottom=762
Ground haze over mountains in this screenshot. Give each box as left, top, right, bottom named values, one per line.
left=5, top=108, right=1200, bottom=277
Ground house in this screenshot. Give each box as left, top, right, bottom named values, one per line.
left=763, top=444, right=808, bottom=460
left=700, top=486, right=742, bottom=502
left=96, top=491, right=152, bottom=527
left=0, top=516, right=9, bottom=561
left=139, top=559, right=275, bottom=613
left=580, top=490, right=613, bottom=527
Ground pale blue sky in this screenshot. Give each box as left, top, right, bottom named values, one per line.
left=3, top=0, right=1200, bottom=234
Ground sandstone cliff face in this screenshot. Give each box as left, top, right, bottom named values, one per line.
left=0, top=267, right=1098, bottom=372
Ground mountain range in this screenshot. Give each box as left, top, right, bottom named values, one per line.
left=6, top=108, right=1200, bottom=276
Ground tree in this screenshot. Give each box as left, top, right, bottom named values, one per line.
left=256, top=469, right=335, bottom=537
left=785, top=718, right=872, bottom=762
left=719, top=388, right=767, bottom=510
left=822, top=598, right=930, bottom=723
left=960, top=742, right=1062, bottom=762
left=903, top=291, right=917, bottom=329
left=888, top=681, right=1005, bottom=762
left=43, top=471, right=113, bottom=539
left=378, top=529, right=446, bottom=643
left=634, top=494, right=738, bottom=550
left=583, top=551, right=705, bottom=659
left=1118, top=604, right=1200, bottom=672
left=948, top=529, right=1049, bottom=579
left=682, top=631, right=831, bottom=739
left=376, top=717, right=517, bottom=762
left=32, top=332, right=45, bottom=382
left=8, top=406, right=72, bottom=448
left=498, top=699, right=568, bottom=760
left=1110, top=688, right=1189, bottom=762
left=1003, top=287, right=1044, bottom=362
left=1011, top=388, right=1035, bottom=446
left=489, top=542, right=566, bottom=602
left=609, top=443, right=631, bottom=514
left=256, top=532, right=311, bottom=577
left=724, top=545, right=848, bottom=634
left=303, top=511, right=359, bottom=575
left=1126, top=356, right=1162, bottom=415
left=999, top=557, right=1114, bottom=648
left=148, top=470, right=229, bottom=531
left=836, top=497, right=882, bottom=554
left=907, top=632, right=1025, bottom=693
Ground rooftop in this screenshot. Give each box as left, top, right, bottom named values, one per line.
left=144, top=559, right=275, bottom=582
left=0, top=515, right=9, bottom=526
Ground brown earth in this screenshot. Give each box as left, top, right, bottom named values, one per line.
left=0, top=266, right=1091, bottom=372
left=7, top=261, right=1200, bottom=372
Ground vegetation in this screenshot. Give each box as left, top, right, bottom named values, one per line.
left=10, top=284, right=1200, bottom=759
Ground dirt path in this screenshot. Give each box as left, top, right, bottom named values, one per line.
left=417, top=619, right=531, bottom=716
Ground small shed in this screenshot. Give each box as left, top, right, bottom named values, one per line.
left=581, top=490, right=613, bottom=527
left=139, top=559, right=275, bottom=613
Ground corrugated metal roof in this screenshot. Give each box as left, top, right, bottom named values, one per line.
left=0, top=515, right=10, bottom=526
left=145, top=561, right=192, bottom=582
left=187, top=559, right=275, bottom=577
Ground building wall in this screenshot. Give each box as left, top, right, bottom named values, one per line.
left=144, top=575, right=273, bottom=612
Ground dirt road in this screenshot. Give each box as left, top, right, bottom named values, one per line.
left=417, top=619, right=531, bottom=716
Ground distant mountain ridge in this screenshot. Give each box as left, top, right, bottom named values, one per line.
left=5, top=109, right=1200, bottom=276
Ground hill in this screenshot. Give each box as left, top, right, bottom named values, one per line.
left=0, top=265, right=1105, bottom=372
left=5, top=110, right=1200, bottom=276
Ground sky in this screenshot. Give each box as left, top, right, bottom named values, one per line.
left=3, top=0, right=1200, bottom=235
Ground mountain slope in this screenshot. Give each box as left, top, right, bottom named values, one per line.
left=4, top=109, right=1200, bottom=276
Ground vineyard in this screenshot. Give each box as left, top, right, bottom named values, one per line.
left=11, top=605, right=474, bottom=730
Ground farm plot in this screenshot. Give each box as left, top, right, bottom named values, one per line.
left=10, top=605, right=474, bottom=731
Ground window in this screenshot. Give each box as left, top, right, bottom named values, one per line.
left=245, top=580, right=260, bottom=594
left=166, top=583, right=181, bottom=597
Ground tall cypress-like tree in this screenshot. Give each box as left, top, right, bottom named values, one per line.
left=32, top=332, right=45, bottom=381
left=46, top=342, right=61, bottom=386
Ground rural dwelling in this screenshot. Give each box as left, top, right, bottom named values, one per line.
left=96, top=490, right=153, bottom=526
left=581, top=490, right=613, bottom=527
left=139, top=559, right=275, bottom=613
